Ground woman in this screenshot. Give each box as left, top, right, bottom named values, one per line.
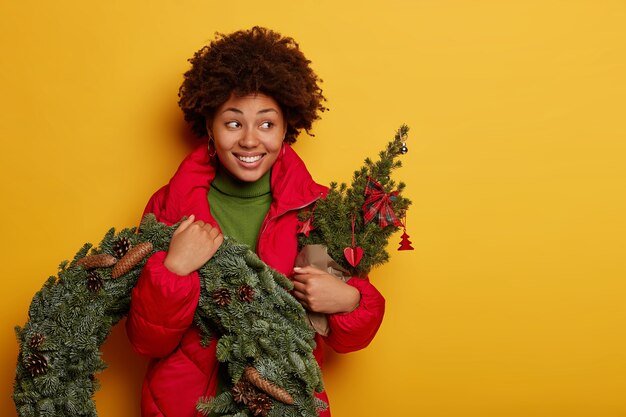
left=126, top=27, right=385, bottom=417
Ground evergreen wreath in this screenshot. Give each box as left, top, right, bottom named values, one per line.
left=14, top=125, right=412, bottom=417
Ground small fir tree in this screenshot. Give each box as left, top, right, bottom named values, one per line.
left=299, top=124, right=412, bottom=276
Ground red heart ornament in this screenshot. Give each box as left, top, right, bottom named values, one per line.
left=344, top=247, right=363, bottom=267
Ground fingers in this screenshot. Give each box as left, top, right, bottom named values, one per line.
left=165, top=216, right=225, bottom=276
left=293, top=294, right=309, bottom=310
left=291, top=282, right=308, bottom=301
left=293, top=266, right=325, bottom=277
left=292, top=279, right=306, bottom=293
left=198, top=223, right=223, bottom=248
left=171, top=218, right=223, bottom=255
left=206, top=223, right=220, bottom=240
left=175, top=215, right=220, bottom=238
left=173, top=214, right=195, bottom=236
left=213, top=233, right=224, bottom=248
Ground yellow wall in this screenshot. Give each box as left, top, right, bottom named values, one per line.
left=1, top=1, right=625, bottom=416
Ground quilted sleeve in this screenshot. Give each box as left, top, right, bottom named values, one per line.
left=126, top=185, right=198, bottom=358
left=140, top=185, right=169, bottom=224
left=126, top=251, right=200, bottom=358
left=322, top=277, right=385, bottom=353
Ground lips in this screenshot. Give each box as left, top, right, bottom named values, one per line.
left=236, top=154, right=264, bottom=163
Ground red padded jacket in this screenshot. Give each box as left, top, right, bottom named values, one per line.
left=126, top=144, right=385, bottom=417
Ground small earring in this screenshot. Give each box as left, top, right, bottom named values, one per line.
left=208, top=137, right=216, bottom=158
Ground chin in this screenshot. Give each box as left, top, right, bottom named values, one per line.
left=236, top=170, right=265, bottom=183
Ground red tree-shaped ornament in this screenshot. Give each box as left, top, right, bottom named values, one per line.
left=398, top=231, right=414, bottom=251
left=398, top=214, right=414, bottom=251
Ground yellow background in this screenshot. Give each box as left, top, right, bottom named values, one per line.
left=1, top=1, right=625, bottom=416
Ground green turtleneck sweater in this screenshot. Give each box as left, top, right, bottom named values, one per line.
left=208, top=167, right=273, bottom=250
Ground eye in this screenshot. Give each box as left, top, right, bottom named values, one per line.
left=260, top=121, right=274, bottom=129
left=226, top=121, right=241, bottom=129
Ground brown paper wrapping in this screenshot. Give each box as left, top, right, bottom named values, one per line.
left=295, top=244, right=351, bottom=336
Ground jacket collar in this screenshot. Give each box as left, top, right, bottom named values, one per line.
left=164, top=143, right=326, bottom=224
left=269, top=144, right=327, bottom=216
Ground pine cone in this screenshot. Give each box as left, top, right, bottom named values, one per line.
left=28, top=333, right=45, bottom=351
left=212, top=288, right=231, bottom=307
left=237, top=284, right=255, bottom=303
left=112, top=237, right=132, bottom=259
left=244, top=366, right=294, bottom=405
left=75, top=253, right=117, bottom=269
left=248, top=393, right=272, bottom=417
left=111, top=242, right=153, bottom=278
left=86, top=271, right=104, bottom=292
left=25, top=353, right=48, bottom=377
left=232, top=380, right=255, bottom=405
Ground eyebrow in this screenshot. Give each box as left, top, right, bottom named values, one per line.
left=221, top=107, right=279, bottom=115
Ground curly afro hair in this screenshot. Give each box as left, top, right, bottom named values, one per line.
left=178, top=26, right=327, bottom=144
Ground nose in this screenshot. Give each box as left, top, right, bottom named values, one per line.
left=238, top=127, right=260, bottom=148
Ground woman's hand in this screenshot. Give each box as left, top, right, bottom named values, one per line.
left=163, top=215, right=224, bottom=276
left=291, top=266, right=361, bottom=314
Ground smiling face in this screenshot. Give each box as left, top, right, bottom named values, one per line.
left=209, top=93, right=287, bottom=182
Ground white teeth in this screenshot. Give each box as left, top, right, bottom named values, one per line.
left=238, top=155, right=263, bottom=163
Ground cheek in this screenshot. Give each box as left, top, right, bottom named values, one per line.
left=266, top=134, right=285, bottom=152
left=213, top=132, right=237, bottom=151
left=267, top=142, right=282, bottom=154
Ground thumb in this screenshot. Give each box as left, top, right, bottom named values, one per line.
left=294, top=265, right=325, bottom=275
left=173, top=214, right=195, bottom=235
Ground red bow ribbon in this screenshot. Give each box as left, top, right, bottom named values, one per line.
left=362, top=177, right=402, bottom=228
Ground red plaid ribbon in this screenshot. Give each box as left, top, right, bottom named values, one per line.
left=362, top=177, right=402, bottom=228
